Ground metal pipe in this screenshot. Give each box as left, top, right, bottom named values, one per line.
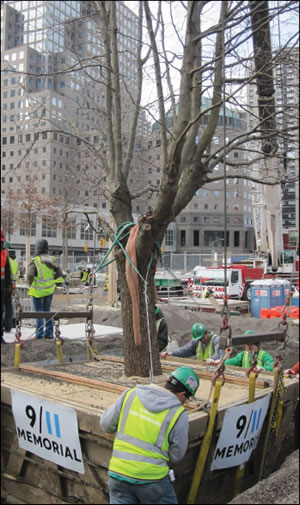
left=15, top=311, right=92, bottom=319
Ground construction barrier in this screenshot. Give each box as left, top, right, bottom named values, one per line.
left=260, top=306, right=299, bottom=319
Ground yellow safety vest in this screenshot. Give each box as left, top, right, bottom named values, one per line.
left=81, top=271, right=88, bottom=282
left=28, top=257, right=56, bottom=298
left=109, top=388, right=185, bottom=481
left=242, top=350, right=266, bottom=368
left=196, top=334, right=217, bottom=360
left=9, top=257, right=19, bottom=282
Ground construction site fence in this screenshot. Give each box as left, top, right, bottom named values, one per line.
left=52, top=252, right=254, bottom=274
left=160, top=252, right=252, bottom=272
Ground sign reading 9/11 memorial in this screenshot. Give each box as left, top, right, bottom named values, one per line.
left=11, top=390, right=84, bottom=474
left=211, top=394, right=271, bottom=470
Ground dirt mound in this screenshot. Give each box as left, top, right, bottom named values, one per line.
left=1, top=302, right=298, bottom=369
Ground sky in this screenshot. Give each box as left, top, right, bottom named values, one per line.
left=124, top=1, right=299, bottom=112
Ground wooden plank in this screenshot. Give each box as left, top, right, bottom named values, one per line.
left=94, top=355, right=270, bottom=388
left=18, top=364, right=127, bottom=394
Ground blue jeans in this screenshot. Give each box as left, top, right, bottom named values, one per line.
left=32, top=294, right=54, bottom=339
left=4, top=291, right=14, bottom=331
left=108, top=476, right=178, bottom=504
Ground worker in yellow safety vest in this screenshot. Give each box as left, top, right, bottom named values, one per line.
left=8, top=249, right=20, bottom=285
left=27, top=239, right=64, bottom=340
left=100, top=366, right=200, bottom=504
left=161, top=322, right=224, bottom=364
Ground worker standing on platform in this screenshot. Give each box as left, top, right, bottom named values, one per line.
left=27, top=239, right=64, bottom=340
left=225, top=330, right=274, bottom=371
left=160, top=322, right=224, bottom=363
left=100, top=366, right=200, bottom=504
left=1, top=229, right=13, bottom=344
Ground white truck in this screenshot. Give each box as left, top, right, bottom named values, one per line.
left=188, top=265, right=265, bottom=301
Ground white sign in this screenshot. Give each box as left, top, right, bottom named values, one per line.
left=255, top=289, right=268, bottom=296
left=211, top=394, right=271, bottom=471
left=11, top=390, right=84, bottom=474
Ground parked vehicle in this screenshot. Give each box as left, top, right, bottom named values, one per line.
left=188, top=265, right=265, bottom=301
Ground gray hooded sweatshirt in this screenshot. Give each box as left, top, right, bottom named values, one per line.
left=100, top=383, right=189, bottom=464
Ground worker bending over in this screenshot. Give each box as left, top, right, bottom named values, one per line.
left=160, top=322, right=224, bottom=363
left=225, top=330, right=274, bottom=371
left=100, top=366, right=200, bottom=504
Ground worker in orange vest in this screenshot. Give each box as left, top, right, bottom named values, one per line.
left=1, top=229, right=13, bottom=344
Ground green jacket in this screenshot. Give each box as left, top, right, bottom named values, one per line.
left=226, top=349, right=274, bottom=371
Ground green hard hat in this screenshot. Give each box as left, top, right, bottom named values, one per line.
left=169, top=367, right=199, bottom=397
left=4, top=240, right=11, bottom=249
left=192, top=323, right=207, bottom=340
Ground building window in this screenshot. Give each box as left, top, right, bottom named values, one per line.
left=165, top=229, right=174, bottom=246
left=80, top=222, right=93, bottom=241
left=42, top=218, right=57, bottom=238
left=234, top=231, right=240, bottom=247
left=180, top=230, right=186, bottom=247
left=20, top=220, right=36, bottom=237
left=203, top=217, right=210, bottom=223
left=193, top=230, right=200, bottom=246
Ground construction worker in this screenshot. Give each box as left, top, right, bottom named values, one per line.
left=27, top=239, right=64, bottom=340
left=80, top=268, right=88, bottom=284
left=155, top=305, right=169, bottom=352
left=225, top=330, right=274, bottom=371
left=160, top=322, right=224, bottom=363
left=3, top=249, right=19, bottom=332
left=100, top=366, right=200, bottom=504
left=1, top=229, right=13, bottom=343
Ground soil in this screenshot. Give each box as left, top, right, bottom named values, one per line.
left=1, top=295, right=299, bottom=504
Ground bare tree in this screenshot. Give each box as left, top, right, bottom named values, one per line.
left=2, top=0, right=298, bottom=376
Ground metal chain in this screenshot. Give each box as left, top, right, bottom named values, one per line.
left=85, top=286, right=95, bottom=349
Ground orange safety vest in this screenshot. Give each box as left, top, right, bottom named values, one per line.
left=1, top=249, right=8, bottom=280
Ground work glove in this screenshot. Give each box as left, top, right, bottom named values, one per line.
left=255, top=366, right=264, bottom=372
left=206, top=359, right=220, bottom=365
left=284, top=368, right=297, bottom=376
left=160, top=352, right=171, bottom=358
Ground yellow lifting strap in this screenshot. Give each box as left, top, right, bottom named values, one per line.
left=187, top=378, right=223, bottom=504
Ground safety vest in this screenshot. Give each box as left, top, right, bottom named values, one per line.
left=28, top=256, right=56, bottom=298
left=242, top=350, right=266, bottom=368
left=9, top=257, right=19, bottom=281
left=81, top=271, right=88, bottom=282
left=1, top=249, right=8, bottom=280
left=55, top=276, right=64, bottom=285
left=109, top=388, right=185, bottom=481
left=196, top=334, right=218, bottom=360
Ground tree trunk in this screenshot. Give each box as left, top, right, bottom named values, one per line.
left=116, top=252, right=162, bottom=378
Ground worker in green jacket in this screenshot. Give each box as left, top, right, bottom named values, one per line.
left=225, top=330, right=274, bottom=371
left=100, top=366, right=200, bottom=504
